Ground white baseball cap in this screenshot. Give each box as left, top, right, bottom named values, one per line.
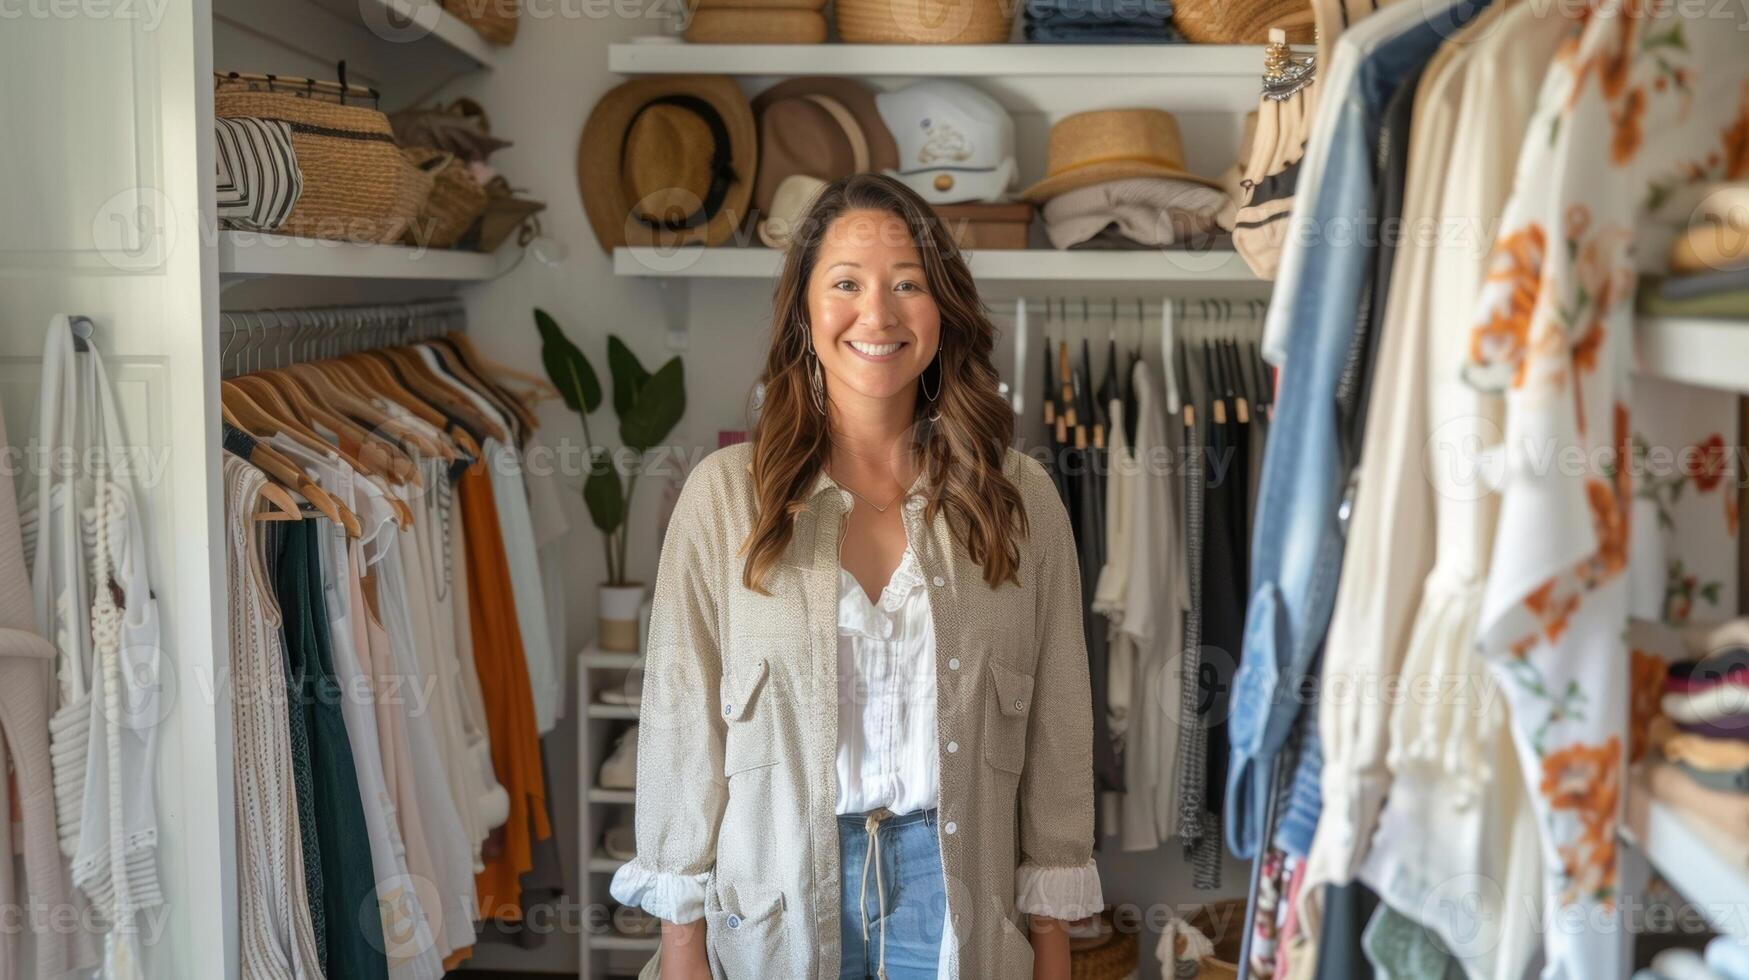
left=874, top=80, right=1017, bottom=205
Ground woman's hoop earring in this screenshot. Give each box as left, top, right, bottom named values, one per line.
left=921, top=349, right=942, bottom=423
left=807, top=346, right=827, bottom=416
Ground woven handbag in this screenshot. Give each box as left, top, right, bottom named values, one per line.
left=834, top=0, right=1014, bottom=43
left=401, top=148, right=489, bottom=249
left=214, top=72, right=429, bottom=244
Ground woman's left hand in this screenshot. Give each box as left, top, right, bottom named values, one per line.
left=1028, top=915, right=1072, bottom=980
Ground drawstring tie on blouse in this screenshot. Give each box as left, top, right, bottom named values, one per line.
left=858, top=807, right=893, bottom=980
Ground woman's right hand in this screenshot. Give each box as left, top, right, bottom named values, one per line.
left=659, top=918, right=712, bottom=979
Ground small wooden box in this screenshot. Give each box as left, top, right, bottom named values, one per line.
left=932, top=201, right=1035, bottom=250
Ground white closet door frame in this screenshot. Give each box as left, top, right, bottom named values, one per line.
left=0, top=0, right=233, bottom=976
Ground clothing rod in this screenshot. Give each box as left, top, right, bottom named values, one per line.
left=984, top=298, right=1270, bottom=318
left=218, top=299, right=468, bottom=377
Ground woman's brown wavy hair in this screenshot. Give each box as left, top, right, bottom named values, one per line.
left=740, top=172, right=1027, bottom=594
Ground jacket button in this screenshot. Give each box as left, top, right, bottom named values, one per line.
left=932, top=576, right=945, bottom=587
left=723, top=704, right=732, bottom=716
left=727, top=914, right=741, bottom=929
left=948, top=658, right=960, bottom=670
left=947, top=741, right=958, bottom=753
left=1014, top=699, right=1025, bottom=712
left=944, top=821, right=957, bottom=835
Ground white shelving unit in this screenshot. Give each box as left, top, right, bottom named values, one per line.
left=577, top=642, right=654, bottom=979
left=614, top=246, right=1262, bottom=285
left=1623, top=780, right=1749, bottom=941
left=218, top=232, right=504, bottom=283
left=1637, top=317, right=1749, bottom=395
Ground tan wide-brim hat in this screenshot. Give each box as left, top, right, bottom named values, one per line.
left=1020, top=108, right=1220, bottom=204
left=579, top=75, right=757, bottom=252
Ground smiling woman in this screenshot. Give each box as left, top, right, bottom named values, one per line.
left=609, top=173, right=1102, bottom=980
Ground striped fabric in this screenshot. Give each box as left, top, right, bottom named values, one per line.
left=215, top=117, right=303, bottom=231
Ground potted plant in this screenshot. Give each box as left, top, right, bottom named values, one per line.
left=536, top=308, right=686, bottom=651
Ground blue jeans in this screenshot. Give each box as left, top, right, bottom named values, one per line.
left=837, top=807, right=946, bottom=979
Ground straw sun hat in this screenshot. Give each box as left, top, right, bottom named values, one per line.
left=1020, top=108, right=1220, bottom=204
left=578, top=74, right=757, bottom=251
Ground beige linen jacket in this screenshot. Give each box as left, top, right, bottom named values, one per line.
left=621, top=441, right=1100, bottom=979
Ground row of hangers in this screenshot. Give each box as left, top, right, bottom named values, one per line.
left=218, top=299, right=558, bottom=534
left=1026, top=298, right=1273, bottom=451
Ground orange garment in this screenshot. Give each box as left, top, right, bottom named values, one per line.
left=458, top=461, right=550, bottom=922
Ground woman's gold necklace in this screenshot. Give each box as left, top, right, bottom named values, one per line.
left=827, top=467, right=905, bottom=513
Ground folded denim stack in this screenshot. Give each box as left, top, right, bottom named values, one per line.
left=1024, top=0, right=1180, bottom=43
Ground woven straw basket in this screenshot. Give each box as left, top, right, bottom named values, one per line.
left=443, top=0, right=519, bottom=43
left=214, top=73, right=430, bottom=244
left=1173, top=0, right=1311, bottom=43
left=834, top=0, right=1014, bottom=44
left=401, top=148, right=488, bottom=249
left=1070, top=911, right=1140, bottom=980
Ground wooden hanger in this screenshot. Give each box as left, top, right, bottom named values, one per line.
left=317, top=359, right=455, bottom=459
left=287, top=361, right=445, bottom=466
left=446, top=330, right=561, bottom=403
left=254, top=480, right=305, bottom=522
left=222, top=385, right=361, bottom=536
left=426, top=339, right=532, bottom=446
left=335, top=357, right=468, bottom=463
left=375, top=346, right=509, bottom=445
left=435, top=333, right=539, bottom=437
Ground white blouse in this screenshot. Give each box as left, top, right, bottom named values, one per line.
left=835, top=546, right=939, bottom=816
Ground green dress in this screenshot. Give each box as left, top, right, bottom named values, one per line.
left=276, top=521, right=388, bottom=980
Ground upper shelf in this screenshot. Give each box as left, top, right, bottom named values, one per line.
left=1636, top=317, right=1749, bottom=394
left=614, top=246, right=1261, bottom=285
left=608, top=38, right=1276, bottom=111
left=609, top=38, right=1269, bottom=78
left=218, top=231, right=502, bottom=283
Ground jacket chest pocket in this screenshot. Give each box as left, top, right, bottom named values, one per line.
left=722, top=657, right=778, bottom=777
left=983, top=660, right=1035, bottom=775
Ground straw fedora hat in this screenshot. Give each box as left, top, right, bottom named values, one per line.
left=578, top=75, right=757, bottom=251
left=1020, top=108, right=1219, bottom=204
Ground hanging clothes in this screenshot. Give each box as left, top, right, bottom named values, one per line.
left=28, top=317, right=165, bottom=977
left=1459, top=2, right=1749, bottom=976
left=224, top=453, right=326, bottom=980
left=0, top=395, right=75, bottom=980
left=1225, top=0, right=1489, bottom=863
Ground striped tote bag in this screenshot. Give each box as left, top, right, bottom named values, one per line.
left=215, top=117, right=304, bottom=232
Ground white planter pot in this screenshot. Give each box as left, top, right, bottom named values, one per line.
left=599, top=582, right=647, bottom=652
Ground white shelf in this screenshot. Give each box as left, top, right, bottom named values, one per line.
left=614, top=246, right=1259, bottom=284
left=218, top=231, right=502, bottom=282
left=589, top=787, right=638, bottom=804
left=1637, top=317, right=1749, bottom=395
left=1622, top=782, right=1749, bottom=940
left=593, top=934, right=661, bottom=952
left=610, top=39, right=1268, bottom=78
left=588, top=702, right=640, bottom=720
left=581, top=646, right=644, bottom=669
left=590, top=852, right=632, bottom=873
left=365, top=0, right=499, bottom=68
